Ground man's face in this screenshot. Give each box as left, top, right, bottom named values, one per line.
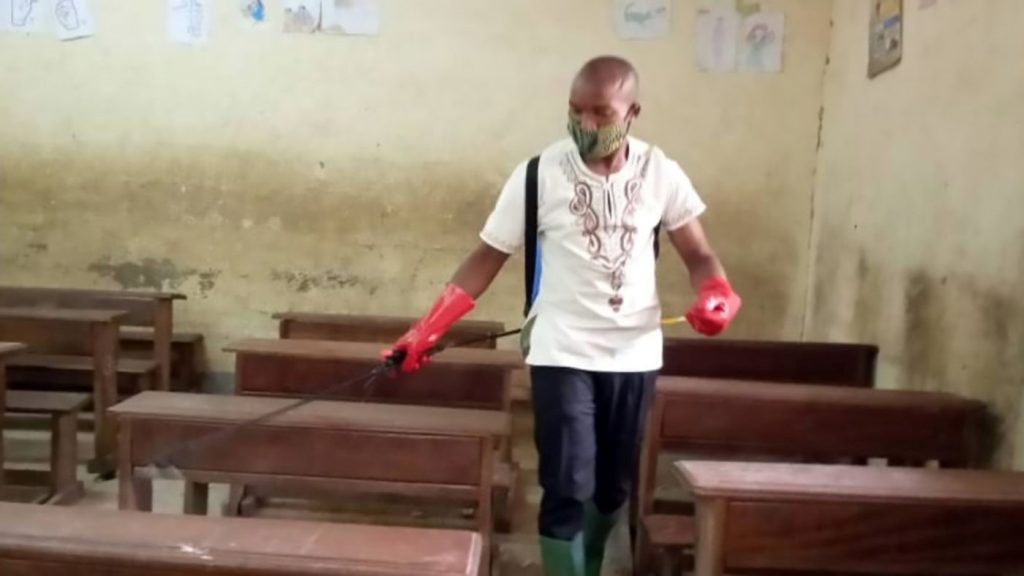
left=569, top=78, right=637, bottom=130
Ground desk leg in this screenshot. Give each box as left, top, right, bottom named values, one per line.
left=117, top=423, right=152, bottom=511
left=90, top=322, right=119, bottom=474
left=184, top=481, right=209, bottom=515
left=0, top=362, right=6, bottom=491
left=154, top=301, right=173, bottom=391
left=695, top=498, right=726, bottom=576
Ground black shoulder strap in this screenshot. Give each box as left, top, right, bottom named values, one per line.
left=653, top=222, right=662, bottom=258
left=523, top=156, right=540, bottom=317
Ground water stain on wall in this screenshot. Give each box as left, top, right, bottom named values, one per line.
left=270, top=269, right=361, bottom=293
left=88, top=256, right=220, bottom=295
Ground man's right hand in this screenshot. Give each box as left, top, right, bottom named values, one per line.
left=383, top=283, right=476, bottom=373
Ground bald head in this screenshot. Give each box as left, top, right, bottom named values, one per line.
left=573, top=56, right=640, bottom=102
left=569, top=56, right=641, bottom=132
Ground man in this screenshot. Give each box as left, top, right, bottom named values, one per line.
left=385, top=56, right=740, bottom=576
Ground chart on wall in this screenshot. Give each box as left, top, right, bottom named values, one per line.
left=614, top=0, right=670, bottom=40
left=695, top=1, right=785, bottom=74
left=738, top=12, right=783, bottom=72
left=54, top=0, right=94, bottom=40
left=283, top=0, right=321, bottom=33
left=868, top=0, right=903, bottom=77
left=169, top=0, right=209, bottom=44
left=1, top=0, right=47, bottom=34
left=322, top=0, right=378, bottom=36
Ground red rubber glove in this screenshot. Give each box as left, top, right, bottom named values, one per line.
left=384, top=283, right=476, bottom=373
left=685, top=276, right=741, bottom=336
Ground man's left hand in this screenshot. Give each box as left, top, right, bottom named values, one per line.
left=685, top=276, right=741, bottom=336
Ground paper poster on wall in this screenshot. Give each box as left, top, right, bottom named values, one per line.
left=695, top=7, right=739, bottom=72
left=739, top=12, right=783, bottom=73
left=322, top=0, right=378, bottom=36
left=169, top=0, right=209, bottom=44
left=868, top=0, right=902, bottom=78
left=54, top=0, right=94, bottom=40
left=2, top=0, right=47, bottom=34
left=614, top=0, right=670, bottom=40
left=283, top=0, right=320, bottom=33
left=240, top=0, right=267, bottom=27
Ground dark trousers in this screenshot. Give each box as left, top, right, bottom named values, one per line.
left=531, top=366, right=657, bottom=540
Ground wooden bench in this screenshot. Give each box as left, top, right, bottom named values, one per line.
left=111, top=391, right=506, bottom=576
left=225, top=338, right=523, bottom=530
left=4, top=391, right=90, bottom=505
left=275, top=311, right=505, bottom=347
left=0, top=307, right=131, bottom=473
left=0, top=342, right=27, bottom=498
left=662, top=336, right=879, bottom=386
left=0, top=502, right=483, bottom=576
left=0, top=286, right=186, bottom=391
left=120, top=330, right=205, bottom=391
left=676, top=461, right=1024, bottom=576
left=633, top=376, right=988, bottom=575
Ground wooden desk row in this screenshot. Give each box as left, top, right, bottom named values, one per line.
left=633, top=375, right=994, bottom=575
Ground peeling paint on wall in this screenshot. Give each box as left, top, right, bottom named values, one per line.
left=88, top=256, right=220, bottom=295
left=270, top=269, right=360, bottom=293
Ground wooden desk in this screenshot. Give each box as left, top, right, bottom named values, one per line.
left=676, top=461, right=1024, bottom=576
left=275, top=312, right=505, bottom=348
left=225, top=338, right=523, bottom=529
left=0, top=307, right=126, bottom=472
left=634, top=377, right=988, bottom=574
left=662, top=337, right=878, bottom=387
left=0, top=286, right=185, bottom=391
left=111, top=391, right=506, bottom=576
left=0, top=502, right=482, bottom=576
left=0, top=342, right=27, bottom=491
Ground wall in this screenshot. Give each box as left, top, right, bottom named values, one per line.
left=808, top=0, right=1024, bottom=467
left=0, top=0, right=833, bottom=376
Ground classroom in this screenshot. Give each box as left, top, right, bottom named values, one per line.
left=1, top=1, right=1022, bottom=575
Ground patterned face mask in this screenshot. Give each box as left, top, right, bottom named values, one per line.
left=567, top=114, right=630, bottom=161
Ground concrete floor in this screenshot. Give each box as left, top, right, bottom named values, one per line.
left=3, top=402, right=649, bottom=576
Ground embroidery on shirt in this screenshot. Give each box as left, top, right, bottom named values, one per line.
left=561, top=148, right=654, bottom=311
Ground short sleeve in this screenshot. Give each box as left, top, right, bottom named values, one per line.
left=479, top=160, right=528, bottom=254
left=662, top=160, right=707, bottom=231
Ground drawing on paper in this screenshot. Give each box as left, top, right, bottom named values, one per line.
left=614, top=0, right=669, bottom=40
left=283, top=0, right=320, bottom=33
left=241, top=0, right=265, bottom=23
left=322, top=0, right=379, bottom=36
left=55, top=0, right=81, bottom=30
left=695, top=7, right=739, bottom=72
left=169, top=0, right=208, bottom=44
left=739, top=13, right=784, bottom=73
left=10, top=0, right=38, bottom=28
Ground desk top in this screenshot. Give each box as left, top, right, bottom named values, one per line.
left=677, top=461, right=1024, bottom=506
left=111, top=391, right=509, bottom=437
left=0, top=342, right=26, bottom=358
left=0, top=307, right=127, bottom=323
left=0, top=502, right=480, bottom=576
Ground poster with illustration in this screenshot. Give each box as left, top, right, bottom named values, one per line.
left=322, top=0, right=378, bottom=35
left=739, top=12, right=783, bottom=73
left=868, top=0, right=902, bottom=78
left=2, top=0, right=47, bottom=34
left=283, top=0, right=320, bottom=33
left=240, top=0, right=267, bottom=28
left=614, top=0, right=670, bottom=40
left=54, top=0, right=94, bottom=40
left=169, top=0, right=209, bottom=44
left=695, top=7, right=739, bottom=72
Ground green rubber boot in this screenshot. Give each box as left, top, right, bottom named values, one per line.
left=583, top=503, right=618, bottom=576
left=539, top=533, right=584, bottom=576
